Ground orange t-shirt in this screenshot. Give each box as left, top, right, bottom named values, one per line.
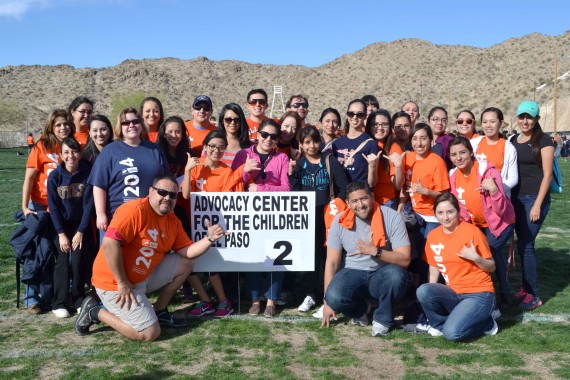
left=184, top=121, right=216, bottom=157
left=373, top=142, right=403, bottom=204
left=26, top=141, right=61, bottom=205
left=91, top=198, right=192, bottom=290
left=246, top=117, right=268, bottom=142
left=147, top=131, right=159, bottom=143
left=475, top=138, right=505, bottom=172
left=404, top=151, right=450, bottom=216
left=190, top=157, right=244, bottom=192
left=424, top=222, right=494, bottom=294
left=74, top=130, right=89, bottom=148
left=453, top=161, right=486, bottom=227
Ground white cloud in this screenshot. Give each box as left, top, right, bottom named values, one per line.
left=0, top=0, right=50, bottom=18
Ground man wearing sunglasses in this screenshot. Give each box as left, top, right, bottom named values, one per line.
left=246, top=88, right=270, bottom=141
left=286, top=95, right=314, bottom=128
left=76, top=176, right=226, bottom=341
left=185, top=95, right=216, bottom=156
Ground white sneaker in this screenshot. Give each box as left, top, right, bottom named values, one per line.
left=312, top=305, right=324, bottom=319
left=350, top=313, right=369, bottom=327
left=427, top=326, right=443, bottom=336
left=484, top=319, right=499, bottom=336
left=415, top=323, right=430, bottom=333
left=491, top=307, right=501, bottom=320
left=298, top=296, right=316, bottom=312
left=372, top=321, right=390, bottom=337
left=52, top=308, right=70, bottom=318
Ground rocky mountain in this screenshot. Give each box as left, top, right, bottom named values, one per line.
left=1, top=31, right=569, bottom=136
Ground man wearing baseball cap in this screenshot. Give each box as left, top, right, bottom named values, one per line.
left=185, top=95, right=216, bottom=156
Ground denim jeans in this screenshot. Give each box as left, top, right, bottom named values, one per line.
left=512, top=193, right=551, bottom=297
left=324, top=265, right=410, bottom=328
left=483, top=224, right=515, bottom=302
left=23, top=201, right=54, bottom=309
left=246, top=272, right=285, bottom=301
left=417, top=283, right=495, bottom=341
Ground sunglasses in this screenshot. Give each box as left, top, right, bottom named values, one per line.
left=456, top=118, right=475, bottom=125
left=207, top=144, right=226, bottom=152
left=152, top=186, right=178, bottom=199
left=258, top=131, right=279, bottom=141
left=193, top=105, right=212, bottom=112
left=224, top=117, right=240, bottom=124
left=120, top=119, right=141, bottom=127
left=248, top=99, right=267, bottom=106
left=347, top=111, right=367, bottom=119
left=291, top=102, right=308, bottom=109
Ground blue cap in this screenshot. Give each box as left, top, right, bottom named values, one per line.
left=517, top=100, right=540, bottom=118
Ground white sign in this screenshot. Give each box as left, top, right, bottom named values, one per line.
left=190, top=192, right=315, bottom=272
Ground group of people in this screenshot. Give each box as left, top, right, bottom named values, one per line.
left=19, top=90, right=555, bottom=342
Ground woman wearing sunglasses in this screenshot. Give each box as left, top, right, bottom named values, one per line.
left=217, top=103, right=251, bottom=166
left=470, top=107, right=518, bottom=198
left=89, top=108, right=170, bottom=238
left=181, top=130, right=256, bottom=318
left=332, top=99, right=379, bottom=182
left=455, top=110, right=477, bottom=140
left=232, top=119, right=291, bottom=317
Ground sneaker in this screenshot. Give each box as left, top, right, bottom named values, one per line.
left=350, top=313, right=369, bottom=327
left=415, top=323, right=430, bottom=333
left=274, top=290, right=293, bottom=306
left=484, top=319, right=499, bottom=336
left=26, top=304, right=42, bottom=315
left=297, top=296, right=316, bottom=312
left=188, top=301, right=216, bottom=317
left=514, top=287, right=528, bottom=301
left=491, top=307, right=502, bottom=320
left=249, top=302, right=261, bottom=316
left=312, top=305, right=324, bottom=319
left=52, top=308, right=70, bottom=318
left=427, top=327, right=444, bottom=337
left=214, top=300, right=234, bottom=318
left=156, top=309, right=187, bottom=328
left=372, top=321, right=390, bottom=337
left=75, top=296, right=101, bottom=336
left=519, top=294, right=543, bottom=311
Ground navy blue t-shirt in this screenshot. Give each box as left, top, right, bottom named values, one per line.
left=332, top=133, right=378, bottom=182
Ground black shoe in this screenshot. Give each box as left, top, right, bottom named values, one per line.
left=156, top=309, right=187, bottom=329
left=75, top=295, right=101, bottom=336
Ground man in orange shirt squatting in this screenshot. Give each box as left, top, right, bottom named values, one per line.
left=75, top=176, right=226, bottom=341
left=321, top=181, right=411, bottom=337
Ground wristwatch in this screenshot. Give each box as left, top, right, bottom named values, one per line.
left=375, top=247, right=382, bottom=259
left=207, top=236, right=216, bottom=243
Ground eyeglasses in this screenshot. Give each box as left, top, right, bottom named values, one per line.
left=224, top=117, right=240, bottom=124
left=394, top=124, right=410, bottom=130
left=430, top=117, right=448, bottom=124
left=120, top=119, right=141, bottom=127
left=347, top=111, right=367, bottom=119
left=248, top=99, right=267, bottom=106
left=374, top=122, right=390, bottom=129
left=206, top=144, right=226, bottom=152
left=258, top=131, right=279, bottom=141
left=291, top=102, right=308, bottom=109
left=456, top=118, right=475, bottom=125
left=75, top=109, right=93, bottom=116
left=152, top=186, right=178, bottom=199
left=193, top=105, right=212, bottom=112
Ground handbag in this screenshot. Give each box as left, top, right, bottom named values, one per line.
left=323, top=155, right=347, bottom=240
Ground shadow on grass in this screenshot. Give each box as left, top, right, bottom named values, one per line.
left=121, top=370, right=175, bottom=379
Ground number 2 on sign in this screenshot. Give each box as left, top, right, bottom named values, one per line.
left=273, top=241, right=293, bottom=266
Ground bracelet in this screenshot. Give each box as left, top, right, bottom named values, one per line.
left=207, top=236, right=216, bottom=243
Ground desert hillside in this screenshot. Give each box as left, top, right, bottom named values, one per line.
left=1, top=31, right=569, bottom=137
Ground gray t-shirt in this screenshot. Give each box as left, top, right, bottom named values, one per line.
left=327, top=206, right=410, bottom=271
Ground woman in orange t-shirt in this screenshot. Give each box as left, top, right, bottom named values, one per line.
left=417, top=193, right=498, bottom=341
left=140, top=96, right=164, bottom=143
left=68, top=96, right=93, bottom=148
left=21, top=109, right=74, bottom=313
left=364, top=109, right=405, bottom=210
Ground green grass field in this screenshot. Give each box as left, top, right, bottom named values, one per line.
left=1, top=147, right=569, bottom=379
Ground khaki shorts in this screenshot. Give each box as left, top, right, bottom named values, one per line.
left=96, top=253, right=180, bottom=332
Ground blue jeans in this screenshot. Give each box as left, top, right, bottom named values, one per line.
left=324, top=265, right=410, bottom=328
left=417, top=283, right=495, bottom=341
left=512, top=193, right=551, bottom=297
left=483, top=224, right=515, bottom=302
left=246, top=272, right=285, bottom=301
left=382, top=198, right=398, bottom=211
left=24, top=201, right=54, bottom=309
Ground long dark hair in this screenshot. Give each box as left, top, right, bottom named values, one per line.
left=157, top=116, right=190, bottom=165
left=217, top=103, right=251, bottom=149
left=83, top=114, right=114, bottom=162
left=365, top=109, right=394, bottom=172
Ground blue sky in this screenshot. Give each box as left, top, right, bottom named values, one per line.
left=0, top=0, right=568, bottom=69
